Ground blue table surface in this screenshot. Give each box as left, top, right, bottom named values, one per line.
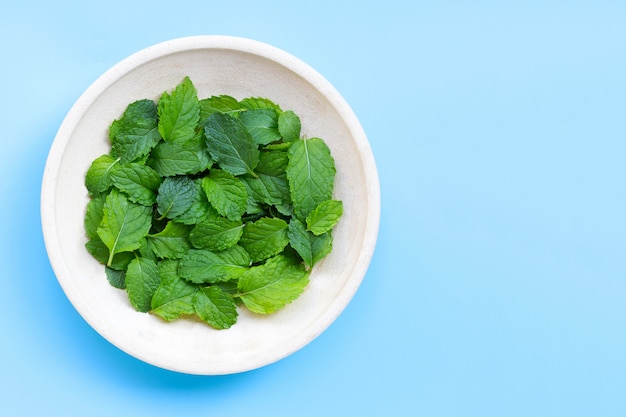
left=3, top=1, right=626, bottom=415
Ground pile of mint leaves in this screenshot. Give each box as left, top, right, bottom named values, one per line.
left=84, top=76, right=343, bottom=330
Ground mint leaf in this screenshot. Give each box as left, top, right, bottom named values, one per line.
left=110, top=162, right=162, bottom=206
left=240, top=109, right=281, bottom=145
left=286, top=138, right=336, bottom=221
left=84, top=193, right=106, bottom=240
left=148, top=132, right=212, bottom=176
left=97, top=189, right=153, bottom=267
left=204, top=112, right=259, bottom=176
left=240, top=97, right=282, bottom=112
left=110, top=99, right=161, bottom=163
left=287, top=218, right=333, bottom=269
left=278, top=110, right=301, bottom=142
left=126, top=256, right=160, bottom=312
left=151, top=259, right=198, bottom=321
left=173, top=178, right=216, bottom=225
left=147, top=221, right=192, bottom=259
left=236, top=255, right=310, bottom=314
left=305, top=199, right=343, bottom=236
left=85, top=237, right=134, bottom=270
left=105, top=266, right=126, bottom=289
left=157, top=76, right=200, bottom=143
left=189, top=217, right=244, bottom=252
left=156, top=176, right=196, bottom=220
left=240, top=217, right=289, bottom=263
left=193, top=286, right=238, bottom=329
left=85, top=154, right=120, bottom=195
left=201, top=169, right=247, bottom=221
left=179, top=246, right=250, bottom=284
left=199, top=95, right=244, bottom=121
left=241, top=150, right=290, bottom=209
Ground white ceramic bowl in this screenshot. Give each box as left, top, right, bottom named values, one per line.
left=41, top=35, right=380, bottom=375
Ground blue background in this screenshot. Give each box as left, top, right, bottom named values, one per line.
left=2, top=1, right=626, bottom=415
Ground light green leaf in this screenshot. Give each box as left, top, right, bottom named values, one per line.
left=199, top=95, right=244, bottom=121
left=110, top=162, right=162, bottom=206
left=85, top=237, right=134, bottom=271
left=148, top=132, right=212, bottom=176
left=240, top=97, right=282, bottom=112
left=239, top=217, right=289, bottom=263
left=126, top=256, right=161, bottom=312
left=157, top=76, right=200, bottom=143
left=189, top=217, right=244, bottom=252
left=201, top=169, right=247, bottom=221
left=286, top=138, right=336, bottom=221
left=97, top=189, right=153, bottom=267
left=240, top=108, right=281, bottom=145
left=204, top=112, right=259, bottom=177
left=110, top=99, right=161, bottom=163
left=287, top=218, right=333, bottom=269
left=193, top=286, right=238, bottom=329
left=278, top=110, right=301, bottom=142
left=151, top=259, right=198, bottom=321
left=306, top=199, right=343, bottom=236
left=179, top=246, right=250, bottom=284
left=85, top=154, right=120, bottom=195
left=236, top=255, right=310, bottom=314
left=147, top=221, right=192, bottom=259
left=156, top=176, right=196, bottom=220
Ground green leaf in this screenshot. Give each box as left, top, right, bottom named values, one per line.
left=240, top=97, right=282, bottom=112
left=236, top=254, right=310, bottom=314
left=110, top=162, right=162, bottom=206
left=151, top=259, right=198, bottom=321
left=189, top=217, right=244, bottom=252
left=85, top=154, right=120, bottom=195
left=126, top=256, right=161, bottom=312
left=156, top=176, right=196, bottom=220
left=193, top=286, right=238, bottom=329
left=96, top=189, right=153, bottom=267
left=173, top=178, right=217, bottom=225
left=201, top=170, right=248, bottom=221
left=240, top=109, right=281, bottom=145
left=148, top=132, right=212, bottom=176
left=110, top=99, right=161, bottom=163
left=241, top=150, right=290, bottom=209
left=287, top=218, right=333, bottom=269
left=306, top=199, right=343, bottom=236
left=286, top=138, right=336, bottom=221
left=239, top=217, right=289, bottom=263
left=179, top=246, right=250, bottom=284
left=147, top=221, right=192, bottom=259
left=199, top=95, right=244, bottom=121
left=105, top=266, right=126, bottom=289
left=204, top=112, right=259, bottom=176
left=85, top=237, right=134, bottom=271
left=278, top=110, right=301, bottom=142
left=84, top=194, right=106, bottom=240
left=157, top=76, right=200, bottom=143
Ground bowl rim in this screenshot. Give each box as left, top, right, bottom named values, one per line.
left=40, top=35, right=380, bottom=374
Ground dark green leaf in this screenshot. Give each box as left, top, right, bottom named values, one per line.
left=151, top=259, right=198, bottom=321
left=173, top=178, right=217, bottom=225
left=105, top=266, right=126, bottom=289
left=84, top=194, right=106, bottom=240
left=179, top=246, right=250, bottom=284
left=147, top=221, right=192, bottom=259
left=240, top=109, right=281, bottom=145
left=204, top=112, right=259, bottom=176
left=110, top=162, right=162, bottom=206
left=126, top=257, right=161, bottom=312
left=148, top=132, right=212, bottom=176
left=156, top=176, right=196, bottom=220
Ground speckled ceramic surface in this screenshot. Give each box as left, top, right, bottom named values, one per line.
left=41, top=35, right=380, bottom=375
